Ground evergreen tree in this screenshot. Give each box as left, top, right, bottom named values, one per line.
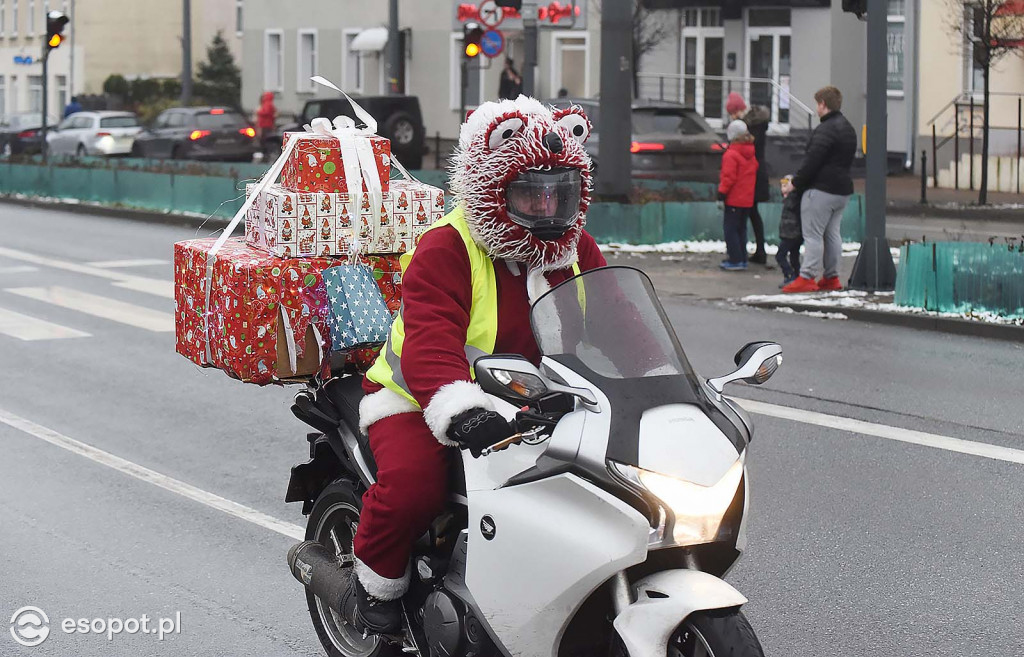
left=196, top=31, right=242, bottom=108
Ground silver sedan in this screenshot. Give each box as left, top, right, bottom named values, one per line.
left=46, top=111, right=143, bottom=157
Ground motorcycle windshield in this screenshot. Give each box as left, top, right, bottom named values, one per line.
left=530, top=266, right=700, bottom=387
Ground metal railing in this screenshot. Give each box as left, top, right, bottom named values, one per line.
left=927, top=91, right=1024, bottom=193
left=636, top=73, right=816, bottom=134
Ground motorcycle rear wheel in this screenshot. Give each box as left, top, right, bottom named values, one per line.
left=305, top=480, right=397, bottom=657
left=669, top=609, right=764, bottom=657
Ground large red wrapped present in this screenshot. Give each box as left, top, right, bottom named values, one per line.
left=280, top=131, right=390, bottom=195
left=174, top=242, right=403, bottom=383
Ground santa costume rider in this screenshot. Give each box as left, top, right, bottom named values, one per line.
left=343, top=96, right=606, bottom=634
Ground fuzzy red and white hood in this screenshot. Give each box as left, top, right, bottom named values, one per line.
left=448, top=96, right=594, bottom=273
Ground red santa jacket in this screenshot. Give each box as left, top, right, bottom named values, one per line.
left=363, top=225, right=607, bottom=409
left=718, top=141, right=759, bottom=208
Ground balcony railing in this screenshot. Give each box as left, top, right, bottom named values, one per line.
left=636, top=73, right=816, bottom=135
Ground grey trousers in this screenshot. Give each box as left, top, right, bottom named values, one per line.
left=799, top=189, right=849, bottom=279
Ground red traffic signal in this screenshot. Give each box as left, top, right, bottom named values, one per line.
left=46, top=11, right=69, bottom=50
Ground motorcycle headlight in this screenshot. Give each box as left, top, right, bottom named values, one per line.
left=612, top=455, right=744, bottom=547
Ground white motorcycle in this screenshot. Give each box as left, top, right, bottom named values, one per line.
left=286, top=266, right=782, bottom=657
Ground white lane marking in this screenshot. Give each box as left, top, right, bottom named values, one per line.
left=113, top=278, right=175, bottom=299
left=6, top=286, right=174, bottom=332
left=0, top=306, right=91, bottom=341
left=0, top=266, right=39, bottom=274
left=0, top=246, right=168, bottom=291
left=0, top=408, right=304, bottom=541
left=735, top=397, right=1024, bottom=466
left=87, top=258, right=169, bottom=269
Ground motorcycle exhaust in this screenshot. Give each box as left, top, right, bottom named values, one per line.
left=287, top=541, right=351, bottom=613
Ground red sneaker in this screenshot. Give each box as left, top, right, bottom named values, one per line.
left=782, top=276, right=819, bottom=293
left=817, top=276, right=843, bottom=291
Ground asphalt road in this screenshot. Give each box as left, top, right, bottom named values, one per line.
left=0, top=203, right=1021, bottom=656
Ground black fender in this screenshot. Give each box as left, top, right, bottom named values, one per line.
left=286, top=433, right=346, bottom=515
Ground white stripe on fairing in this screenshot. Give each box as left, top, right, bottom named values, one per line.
left=734, top=397, right=1024, bottom=466
left=6, top=286, right=174, bottom=332
left=87, top=259, right=170, bottom=268
left=0, top=266, right=40, bottom=274
left=0, top=306, right=91, bottom=341
left=112, top=278, right=175, bottom=299
left=0, top=408, right=305, bottom=541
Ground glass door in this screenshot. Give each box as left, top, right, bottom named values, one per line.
left=680, top=9, right=725, bottom=126
left=746, top=9, right=792, bottom=129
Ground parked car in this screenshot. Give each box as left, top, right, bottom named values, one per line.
left=0, top=112, right=54, bottom=156
left=46, top=111, right=143, bottom=157
left=131, top=107, right=258, bottom=161
left=545, top=99, right=724, bottom=183
left=266, top=94, right=427, bottom=169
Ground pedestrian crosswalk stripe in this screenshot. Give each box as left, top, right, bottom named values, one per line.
left=0, top=266, right=39, bottom=274
left=0, top=247, right=167, bottom=293
left=5, top=286, right=174, bottom=332
left=112, top=279, right=175, bottom=299
left=0, top=306, right=91, bottom=341
left=87, top=258, right=169, bottom=269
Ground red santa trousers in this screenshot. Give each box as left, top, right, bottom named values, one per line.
left=352, top=410, right=451, bottom=598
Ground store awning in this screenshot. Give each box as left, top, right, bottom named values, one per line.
left=350, top=27, right=388, bottom=52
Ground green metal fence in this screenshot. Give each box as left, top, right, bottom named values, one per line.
left=895, top=242, right=1024, bottom=319
left=0, top=159, right=865, bottom=244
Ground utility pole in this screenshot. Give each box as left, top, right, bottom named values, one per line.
left=69, top=0, right=75, bottom=100
left=595, top=0, right=631, bottom=200
left=181, top=0, right=193, bottom=104
left=848, top=0, right=896, bottom=290
left=386, top=0, right=400, bottom=94
left=522, top=2, right=538, bottom=95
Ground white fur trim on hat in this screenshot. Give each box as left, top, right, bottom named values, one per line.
left=355, top=557, right=411, bottom=601
left=358, top=388, right=420, bottom=435
left=423, top=380, right=494, bottom=446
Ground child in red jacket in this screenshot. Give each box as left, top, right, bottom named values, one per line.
left=718, top=120, right=759, bottom=271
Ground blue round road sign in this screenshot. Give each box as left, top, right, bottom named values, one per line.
left=481, top=30, right=504, bottom=58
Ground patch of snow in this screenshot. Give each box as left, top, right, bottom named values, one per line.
left=773, top=307, right=848, bottom=320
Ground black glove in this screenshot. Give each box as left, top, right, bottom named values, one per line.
left=447, top=407, right=514, bottom=457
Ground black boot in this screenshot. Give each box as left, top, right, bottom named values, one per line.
left=749, top=251, right=768, bottom=265
left=338, top=570, right=403, bottom=635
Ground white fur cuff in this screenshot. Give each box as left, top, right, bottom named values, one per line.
left=355, top=557, right=410, bottom=601
left=423, top=380, right=494, bottom=446
left=358, top=388, right=420, bottom=435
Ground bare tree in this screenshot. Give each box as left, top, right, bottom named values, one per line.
left=946, top=0, right=1024, bottom=204
left=593, top=1, right=674, bottom=98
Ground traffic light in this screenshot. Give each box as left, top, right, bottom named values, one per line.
left=46, top=10, right=69, bottom=50
left=841, top=0, right=867, bottom=19
left=463, top=22, right=483, bottom=59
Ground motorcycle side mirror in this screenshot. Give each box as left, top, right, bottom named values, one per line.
left=474, top=355, right=598, bottom=407
left=706, top=342, right=782, bottom=397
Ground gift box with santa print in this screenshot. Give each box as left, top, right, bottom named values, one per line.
left=245, top=179, right=443, bottom=257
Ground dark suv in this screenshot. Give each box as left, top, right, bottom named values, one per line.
left=131, top=107, right=259, bottom=161
left=268, top=95, right=427, bottom=169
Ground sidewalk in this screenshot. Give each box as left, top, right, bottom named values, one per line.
left=857, top=174, right=1024, bottom=220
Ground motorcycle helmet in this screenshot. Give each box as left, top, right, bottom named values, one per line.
left=504, top=167, right=582, bottom=241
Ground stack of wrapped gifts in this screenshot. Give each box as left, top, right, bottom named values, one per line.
left=174, top=99, right=444, bottom=385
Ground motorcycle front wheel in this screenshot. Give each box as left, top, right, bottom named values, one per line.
left=669, top=609, right=764, bottom=657
left=304, top=480, right=397, bottom=657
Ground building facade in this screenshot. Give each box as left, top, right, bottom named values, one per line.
left=240, top=0, right=597, bottom=141
left=0, top=0, right=239, bottom=122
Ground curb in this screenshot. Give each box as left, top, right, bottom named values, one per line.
left=742, top=299, right=1024, bottom=343
left=887, top=202, right=1024, bottom=223
left=0, top=195, right=229, bottom=229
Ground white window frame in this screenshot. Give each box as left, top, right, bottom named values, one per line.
left=0, top=76, right=6, bottom=122
left=235, top=0, right=243, bottom=36
left=962, top=5, right=986, bottom=99
left=13, top=0, right=19, bottom=36
left=263, top=28, right=284, bottom=93
left=10, top=75, right=17, bottom=114
left=43, top=0, right=49, bottom=33
left=1, top=0, right=6, bottom=37
left=28, top=74, right=42, bottom=112
left=550, top=32, right=590, bottom=99
left=886, top=6, right=905, bottom=97
left=55, top=73, right=66, bottom=112
left=28, top=0, right=34, bottom=35
left=342, top=28, right=366, bottom=94
left=296, top=28, right=318, bottom=93
left=448, top=32, right=486, bottom=110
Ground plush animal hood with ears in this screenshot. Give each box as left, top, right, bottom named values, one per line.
left=447, top=96, right=594, bottom=272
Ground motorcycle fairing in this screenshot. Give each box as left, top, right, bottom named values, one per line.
left=465, top=473, right=649, bottom=657
left=638, top=404, right=742, bottom=487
